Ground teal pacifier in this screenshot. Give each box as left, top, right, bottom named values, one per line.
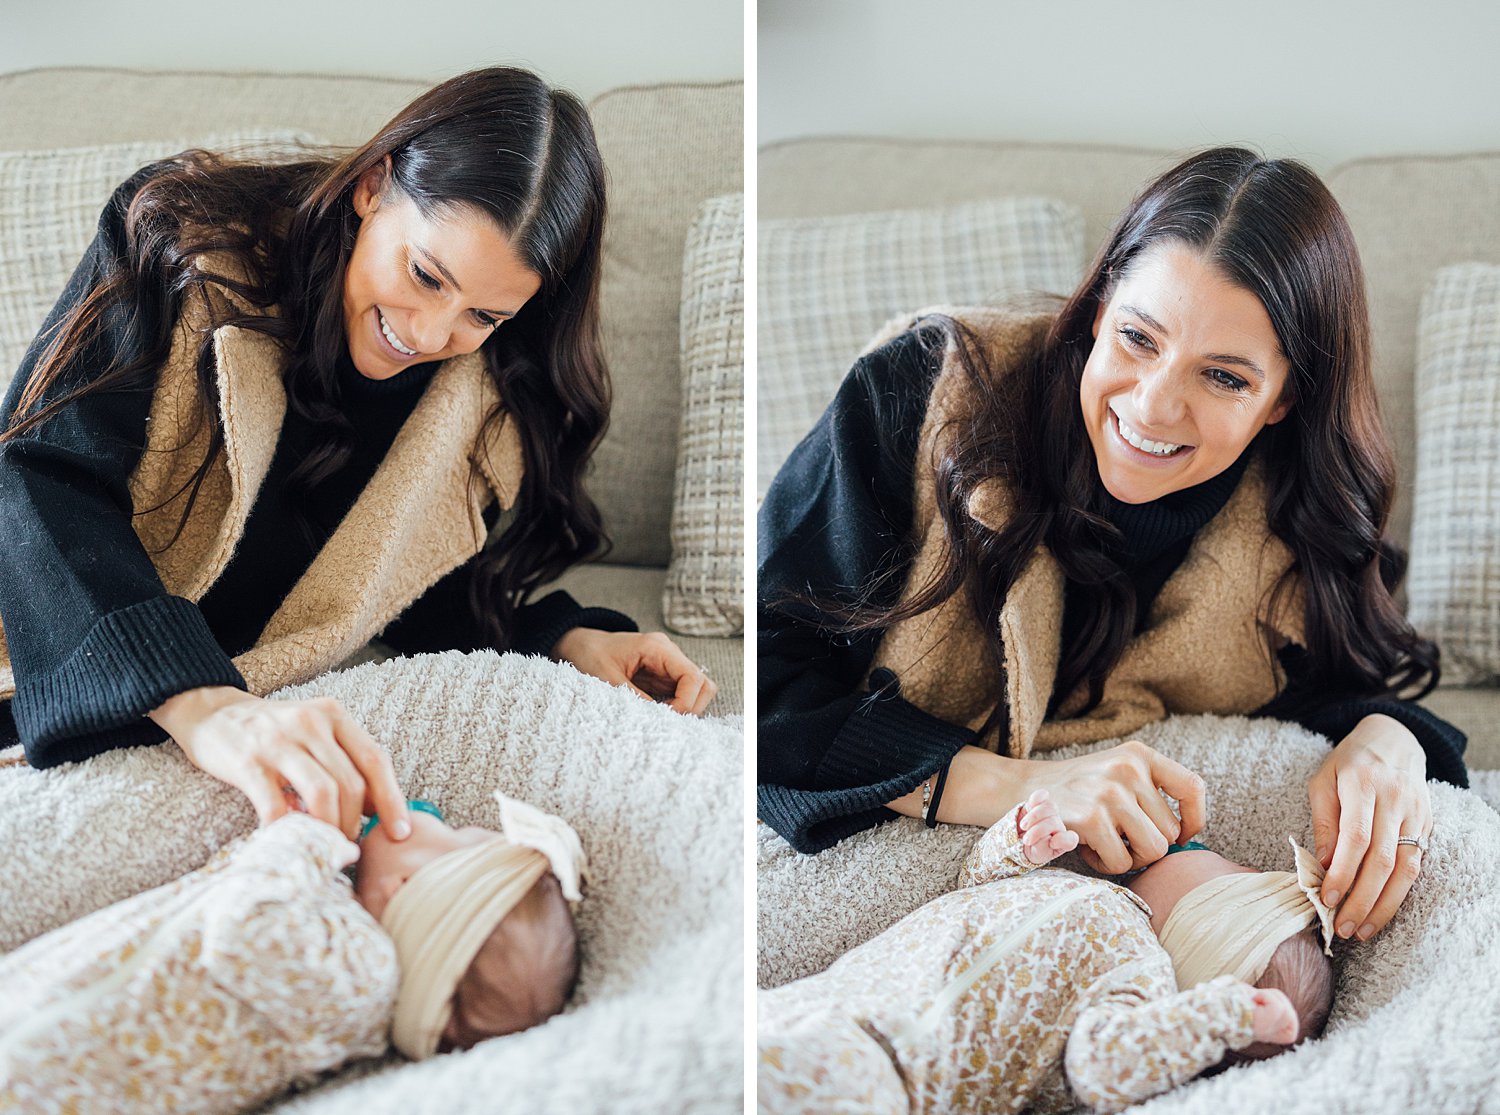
left=1165, top=840, right=1211, bottom=854
left=359, top=799, right=444, bottom=840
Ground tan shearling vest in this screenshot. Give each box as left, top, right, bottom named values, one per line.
left=0, top=260, right=524, bottom=704
left=866, top=307, right=1305, bottom=758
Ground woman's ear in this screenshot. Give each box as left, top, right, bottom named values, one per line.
left=352, top=154, right=394, bottom=220
left=1267, top=397, right=1293, bottom=425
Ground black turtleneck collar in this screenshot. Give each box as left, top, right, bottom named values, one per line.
left=335, top=350, right=441, bottom=406
left=1097, top=449, right=1252, bottom=568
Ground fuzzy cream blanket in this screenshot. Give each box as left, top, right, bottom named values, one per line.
left=759, top=715, right=1500, bottom=1113
left=0, top=651, right=743, bottom=1114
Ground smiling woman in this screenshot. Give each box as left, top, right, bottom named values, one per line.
left=759, top=146, right=1467, bottom=949
left=0, top=66, right=716, bottom=840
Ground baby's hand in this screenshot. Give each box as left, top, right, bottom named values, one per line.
left=1017, top=789, right=1081, bottom=865
left=1249, top=988, right=1298, bottom=1046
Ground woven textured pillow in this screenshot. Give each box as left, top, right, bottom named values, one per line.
left=663, top=193, right=743, bottom=637
left=0, top=133, right=319, bottom=395
left=757, top=195, right=1086, bottom=496
left=1407, top=262, right=1500, bottom=684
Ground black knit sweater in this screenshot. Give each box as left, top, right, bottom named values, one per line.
left=758, top=328, right=1467, bottom=854
left=0, top=172, right=634, bottom=768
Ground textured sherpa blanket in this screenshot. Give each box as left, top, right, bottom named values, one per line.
left=0, top=651, right=743, bottom=1114
left=758, top=715, right=1500, bottom=1114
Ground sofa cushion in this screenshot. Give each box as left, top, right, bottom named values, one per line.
left=757, top=195, right=1085, bottom=495
left=664, top=193, right=743, bottom=638
left=1327, top=154, right=1500, bottom=554
left=0, top=134, right=313, bottom=393
left=1406, top=262, right=1500, bottom=684
left=588, top=81, right=743, bottom=566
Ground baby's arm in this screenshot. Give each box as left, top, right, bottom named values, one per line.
left=959, top=789, right=1080, bottom=887
left=1065, top=974, right=1295, bottom=1114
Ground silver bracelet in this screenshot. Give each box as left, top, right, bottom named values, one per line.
left=920, top=777, right=934, bottom=823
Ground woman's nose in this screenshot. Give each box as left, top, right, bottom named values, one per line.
left=406, top=312, right=454, bottom=355
left=1132, top=364, right=1186, bottom=429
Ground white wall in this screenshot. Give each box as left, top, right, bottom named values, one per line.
left=760, top=0, right=1499, bottom=168
left=3, top=0, right=742, bottom=98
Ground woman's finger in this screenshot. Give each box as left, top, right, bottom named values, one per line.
left=1114, top=801, right=1171, bottom=868
left=1356, top=837, right=1426, bottom=938
left=237, top=760, right=292, bottom=828
left=1140, top=749, right=1206, bottom=841
left=327, top=703, right=409, bottom=840
left=690, top=672, right=718, bottom=716
left=1075, top=814, right=1133, bottom=875
left=1307, top=767, right=1341, bottom=870
left=300, top=725, right=368, bottom=841
left=1333, top=796, right=1403, bottom=939
left=271, top=746, right=344, bottom=832
left=1322, top=775, right=1377, bottom=919
left=1136, top=785, right=1183, bottom=846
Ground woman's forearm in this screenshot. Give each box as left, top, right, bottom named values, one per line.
left=885, top=745, right=1036, bottom=827
left=147, top=685, right=256, bottom=747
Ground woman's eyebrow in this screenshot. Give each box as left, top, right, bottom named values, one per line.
left=414, top=244, right=517, bottom=317
left=1121, top=303, right=1267, bottom=381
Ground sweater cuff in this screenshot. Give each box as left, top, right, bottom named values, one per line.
left=511, top=590, right=639, bottom=659
left=760, top=670, right=976, bottom=854
left=14, top=595, right=246, bottom=769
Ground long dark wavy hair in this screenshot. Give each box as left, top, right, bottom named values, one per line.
left=1, top=67, right=610, bottom=649
left=829, top=146, right=1438, bottom=739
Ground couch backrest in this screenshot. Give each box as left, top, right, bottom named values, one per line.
left=0, top=67, right=743, bottom=566
left=760, top=137, right=1500, bottom=553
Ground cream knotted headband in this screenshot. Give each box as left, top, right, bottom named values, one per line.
left=1157, top=838, right=1337, bottom=990
left=382, top=792, right=588, bottom=1060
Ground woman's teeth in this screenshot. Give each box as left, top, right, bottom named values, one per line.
left=379, top=311, right=418, bottom=356
left=1115, top=412, right=1186, bottom=457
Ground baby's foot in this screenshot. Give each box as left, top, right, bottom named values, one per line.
left=1249, top=988, right=1299, bottom=1046
left=1017, top=789, right=1080, bottom=865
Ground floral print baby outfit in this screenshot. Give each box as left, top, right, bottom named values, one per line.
left=0, top=813, right=398, bottom=1114
left=758, top=805, right=1258, bottom=1114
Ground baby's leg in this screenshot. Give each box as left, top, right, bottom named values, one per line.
left=758, top=1009, right=906, bottom=1115
left=1017, top=789, right=1081, bottom=865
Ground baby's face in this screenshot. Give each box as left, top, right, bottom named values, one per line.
left=1125, top=849, right=1257, bottom=934
left=354, top=810, right=500, bottom=921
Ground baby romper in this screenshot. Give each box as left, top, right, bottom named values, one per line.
left=758, top=805, right=1259, bottom=1114
left=0, top=813, right=399, bottom=1114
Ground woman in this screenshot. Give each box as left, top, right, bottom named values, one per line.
left=0, top=67, right=715, bottom=844
left=758, top=147, right=1465, bottom=943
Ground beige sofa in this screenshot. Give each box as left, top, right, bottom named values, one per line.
left=759, top=136, right=1500, bottom=769
left=0, top=66, right=744, bottom=713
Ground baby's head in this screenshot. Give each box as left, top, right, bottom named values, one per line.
left=1128, top=844, right=1334, bottom=1058
left=354, top=795, right=585, bottom=1058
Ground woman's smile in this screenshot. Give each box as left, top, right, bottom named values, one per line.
left=376, top=308, right=421, bottom=358
left=1108, top=407, right=1194, bottom=463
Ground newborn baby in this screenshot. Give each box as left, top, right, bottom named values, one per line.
left=0, top=791, right=585, bottom=1115
left=758, top=791, right=1335, bottom=1114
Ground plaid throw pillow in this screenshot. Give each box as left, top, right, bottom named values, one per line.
left=663, top=193, right=744, bottom=637
left=1407, top=262, right=1500, bottom=683
left=756, top=195, right=1086, bottom=497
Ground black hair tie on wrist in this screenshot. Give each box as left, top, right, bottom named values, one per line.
left=924, top=760, right=952, bottom=829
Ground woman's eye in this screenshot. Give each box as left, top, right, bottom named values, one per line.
left=1208, top=368, right=1249, bottom=391
left=474, top=312, right=499, bottom=329
left=1119, top=326, right=1152, bottom=350
left=411, top=263, right=441, bottom=291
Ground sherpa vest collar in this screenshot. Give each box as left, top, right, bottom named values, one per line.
left=0, top=266, right=524, bottom=702
left=865, top=307, right=1305, bottom=758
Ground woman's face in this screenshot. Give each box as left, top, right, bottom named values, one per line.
left=343, top=162, right=543, bottom=381
left=1079, top=241, right=1292, bottom=504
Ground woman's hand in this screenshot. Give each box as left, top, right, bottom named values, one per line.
left=148, top=686, right=410, bottom=843
left=553, top=628, right=717, bottom=715
left=887, top=740, right=1205, bottom=874
left=1307, top=714, right=1431, bottom=941
left=1019, top=740, right=1205, bottom=874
